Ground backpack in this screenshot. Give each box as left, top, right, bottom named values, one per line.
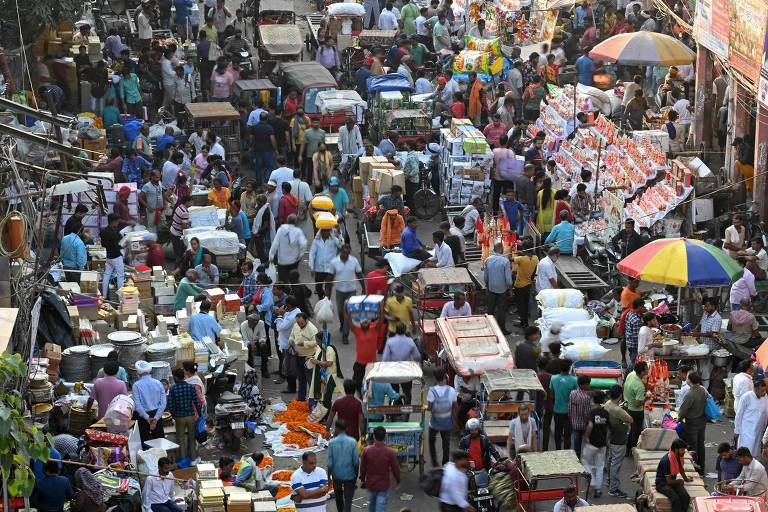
left=420, top=467, right=443, bottom=497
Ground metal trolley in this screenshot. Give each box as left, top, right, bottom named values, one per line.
left=363, top=361, right=425, bottom=476
left=514, top=451, right=591, bottom=512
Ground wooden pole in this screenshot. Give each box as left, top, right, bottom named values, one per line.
left=49, top=458, right=192, bottom=483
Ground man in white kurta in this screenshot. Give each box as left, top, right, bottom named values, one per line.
left=735, top=382, right=768, bottom=456
left=734, top=448, right=768, bottom=496
left=733, top=362, right=754, bottom=415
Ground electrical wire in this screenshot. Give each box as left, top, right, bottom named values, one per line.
left=12, top=0, right=36, bottom=107
left=0, top=210, right=32, bottom=258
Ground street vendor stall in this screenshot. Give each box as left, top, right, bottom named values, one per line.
left=185, top=103, right=241, bottom=165
left=440, top=118, right=494, bottom=207
left=479, top=368, right=543, bottom=443
left=364, top=361, right=425, bottom=475
left=435, top=314, right=514, bottom=376
left=367, top=74, right=430, bottom=144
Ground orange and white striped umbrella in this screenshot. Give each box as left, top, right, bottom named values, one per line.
left=589, top=32, right=695, bottom=67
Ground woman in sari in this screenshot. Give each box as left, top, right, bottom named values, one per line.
left=536, top=177, right=555, bottom=236
left=553, top=189, right=573, bottom=225
left=175, top=237, right=216, bottom=279
left=192, top=145, right=210, bottom=183
left=308, top=330, right=342, bottom=409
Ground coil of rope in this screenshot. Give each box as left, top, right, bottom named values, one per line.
left=0, top=210, right=32, bottom=258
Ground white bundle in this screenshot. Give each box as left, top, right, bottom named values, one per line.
left=327, top=2, right=366, bottom=15
left=541, top=307, right=591, bottom=325
left=559, top=319, right=599, bottom=340
left=562, top=341, right=610, bottom=361
left=536, top=289, right=585, bottom=309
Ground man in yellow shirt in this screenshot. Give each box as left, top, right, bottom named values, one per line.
left=384, top=284, right=415, bottom=335
left=513, top=241, right=539, bottom=328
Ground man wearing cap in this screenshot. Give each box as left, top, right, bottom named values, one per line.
left=132, top=360, right=167, bottom=444
left=114, top=187, right=137, bottom=228
left=325, top=177, right=350, bottom=217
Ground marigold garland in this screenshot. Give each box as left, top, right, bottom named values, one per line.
left=270, top=470, right=293, bottom=482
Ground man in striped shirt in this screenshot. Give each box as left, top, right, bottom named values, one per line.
left=170, top=195, right=192, bottom=256
left=290, top=452, right=329, bottom=512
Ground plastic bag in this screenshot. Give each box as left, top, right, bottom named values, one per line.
left=704, top=396, right=722, bottom=421
left=464, top=35, right=501, bottom=56
left=103, top=394, right=134, bottom=433
left=314, top=297, right=335, bottom=323
left=384, top=252, right=421, bottom=277
left=266, top=264, right=277, bottom=284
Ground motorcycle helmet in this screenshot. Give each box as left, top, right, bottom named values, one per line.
left=466, top=418, right=481, bottom=431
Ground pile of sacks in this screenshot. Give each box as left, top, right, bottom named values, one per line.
left=536, top=289, right=608, bottom=361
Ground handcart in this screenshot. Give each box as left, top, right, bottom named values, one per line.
left=479, top=369, right=544, bottom=445
left=232, top=78, right=279, bottom=109
left=436, top=315, right=514, bottom=380
left=571, top=360, right=624, bottom=390
left=185, top=103, right=241, bottom=164
left=414, top=267, right=476, bottom=365
left=363, top=361, right=425, bottom=476
left=257, top=0, right=295, bottom=24
left=515, top=450, right=591, bottom=512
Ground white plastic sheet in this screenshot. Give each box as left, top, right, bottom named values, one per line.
left=562, top=341, right=610, bottom=361
left=541, top=307, right=591, bottom=324
left=384, top=252, right=422, bottom=277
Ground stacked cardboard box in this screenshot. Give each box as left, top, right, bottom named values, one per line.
left=197, top=478, right=225, bottom=512
left=204, top=288, right=226, bottom=309
left=152, top=275, right=176, bottom=317
left=351, top=176, right=364, bottom=209
left=43, top=343, right=62, bottom=382
left=224, top=488, right=251, bottom=512
left=117, top=285, right=140, bottom=314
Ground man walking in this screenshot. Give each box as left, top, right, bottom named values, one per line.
left=428, top=368, right=458, bottom=467
left=330, top=245, right=364, bottom=345
left=360, top=426, right=400, bottom=512
left=269, top=214, right=307, bottom=282
left=550, top=359, right=577, bottom=450
left=309, top=227, right=343, bottom=299
left=439, top=450, right=474, bottom=512
left=605, top=384, right=633, bottom=498
left=327, top=380, right=365, bottom=440
left=132, top=360, right=167, bottom=444
left=624, top=361, right=649, bottom=456
left=484, top=242, right=513, bottom=334
left=567, top=375, right=593, bottom=459
left=166, top=367, right=203, bottom=462
left=100, top=213, right=124, bottom=299
left=677, top=371, right=707, bottom=475
left=734, top=380, right=768, bottom=456
left=327, top=420, right=359, bottom=512
left=582, top=390, right=609, bottom=498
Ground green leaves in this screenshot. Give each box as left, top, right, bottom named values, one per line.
left=0, top=353, right=52, bottom=497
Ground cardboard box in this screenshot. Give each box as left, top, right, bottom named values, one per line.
left=173, top=467, right=198, bottom=481
left=223, top=294, right=241, bottom=313
left=152, top=286, right=175, bottom=297
left=376, top=168, right=405, bottom=195
left=352, top=176, right=363, bottom=193
left=358, top=156, right=376, bottom=182
left=155, top=295, right=175, bottom=306
left=353, top=191, right=364, bottom=209
left=369, top=163, right=395, bottom=181
left=43, top=343, right=62, bottom=361
left=369, top=177, right=379, bottom=198
left=77, top=305, right=100, bottom=321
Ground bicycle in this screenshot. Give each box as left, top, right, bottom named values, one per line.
left=412, top=165, right=440, bottom=219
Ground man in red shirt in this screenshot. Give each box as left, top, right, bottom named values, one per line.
left=483, top=113, right=508, bottom=148
left=326, top=380, right=364, bottom=440
left=458, top=418, right=499, bottom=471
left=350, top=319, right=384, bottom=395
left=360, top=426, right=400, bottom=512
left=365, top=259, right=389, bottom=296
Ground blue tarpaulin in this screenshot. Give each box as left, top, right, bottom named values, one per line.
left=367, top=73, right=414, bottom=94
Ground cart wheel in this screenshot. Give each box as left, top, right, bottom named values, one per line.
left=413, top=188, right=440, bottom=219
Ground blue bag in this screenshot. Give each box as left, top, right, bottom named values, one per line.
left=704, top=396, right=722, bottom=421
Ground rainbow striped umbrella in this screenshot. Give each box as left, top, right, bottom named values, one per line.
left=617, top=238, right=743, bottom=287
left=589, top=32, right=695, bottom=67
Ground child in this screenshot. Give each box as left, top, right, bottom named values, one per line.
left=501, top=189, right=522, bottom=235
left=219, top=456, right=235, bottom=485
left=716, top=443, right=741, bottom=482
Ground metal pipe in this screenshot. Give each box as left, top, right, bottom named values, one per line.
left=0, top=124, right=80, bottom=154
left=0, top=97, right=73, bottom=127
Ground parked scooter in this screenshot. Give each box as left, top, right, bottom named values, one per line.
left=215, top=391, right=250, bottom=452
left=468, top=460, right=507, bottom=512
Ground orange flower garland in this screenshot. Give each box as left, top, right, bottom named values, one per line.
left=282, top=431, right=313, bottom=447
left=285, top=422, right=327, bottom=436
left=275, top=486, right=292, bottom=499
left=270, top=470, right=293, bottom=482
left=274, top=401, right=310, bottom=423
left=258, top=455, right=273, bottom=468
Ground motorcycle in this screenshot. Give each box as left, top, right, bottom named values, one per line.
left=232, top=49, right=258, bottom=78
left=215, top=391, right=250, bottom=452
left=468, top=461, right=506, bottom=512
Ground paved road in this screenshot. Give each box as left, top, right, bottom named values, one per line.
left=202, top=0, right=734, bottom=507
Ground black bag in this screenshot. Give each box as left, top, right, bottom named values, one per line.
left=419, top=467, right=444, bottom=497
left=282, top=346, right=298, bottom=378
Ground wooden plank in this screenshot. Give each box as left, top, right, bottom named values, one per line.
left=554, top=255, right=607, bottom=289
left=185, top=102, right=240, bottom=120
